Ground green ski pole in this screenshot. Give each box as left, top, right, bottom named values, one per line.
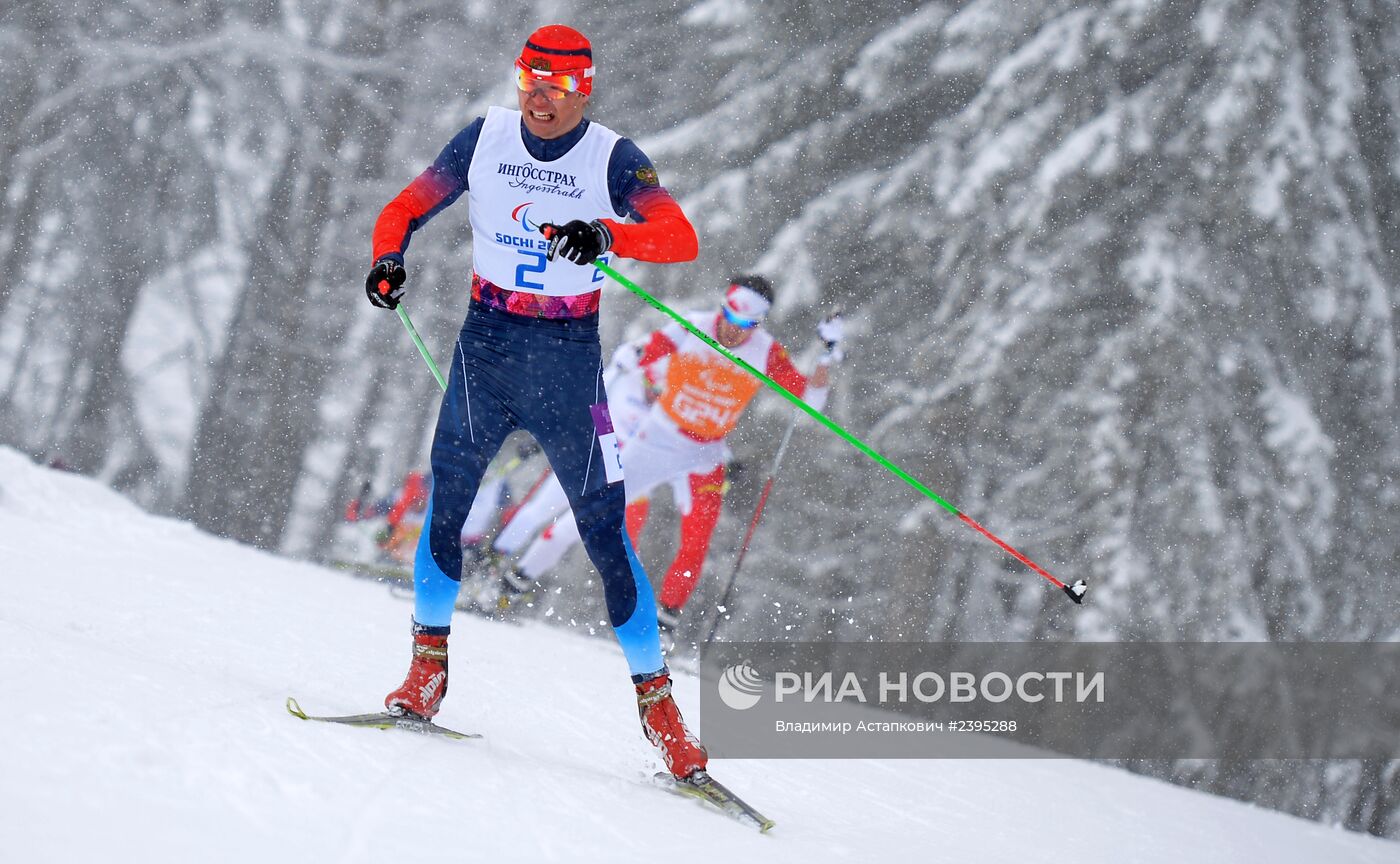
left=395, top=304, right=447, bottom=393
left=592, top=260, right=1086, bottom=604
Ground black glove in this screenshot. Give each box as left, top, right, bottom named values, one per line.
left=541, top=219, right=612, bottom=265
left=365, top=257, right=406, bottom=309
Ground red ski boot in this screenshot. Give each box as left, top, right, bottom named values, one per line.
left=385, top=630, right=449, bottom=719
left=636, top=671, right=708, bottom=779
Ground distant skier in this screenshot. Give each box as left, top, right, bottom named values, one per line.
left=623, top=275, right=843, bottom=633
left=345, top=463, right=513, bottom=565
left=364, top=24, right=707, bottom=778
left=458, top=438, right=546, bottom=558
left=344, top=471, right=429, bottom=563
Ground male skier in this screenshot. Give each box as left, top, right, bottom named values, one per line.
left=365, top=24, right=707, bottom=779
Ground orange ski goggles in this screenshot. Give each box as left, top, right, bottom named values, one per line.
left=514, top=59, right=593, bottom=101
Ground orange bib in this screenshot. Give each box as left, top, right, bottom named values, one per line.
left=658, top=352, right=762, bottom=440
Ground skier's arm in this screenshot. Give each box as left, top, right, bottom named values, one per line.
left=767, top=343, right=831, bottom=412
left=605, top=335, right=654, bottom=380
left=600, top=139, right=698, bottom=264
left=385, top=494, right=412, bottom=529
left=638, top=327, right=682, bottom=367
left=638, top=322, right=688, bottom=394
left=385, top=481, right=429, bottom=528
left=371, top=119, right=483, bottom=264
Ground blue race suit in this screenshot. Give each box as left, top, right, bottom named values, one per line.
left=372, top=112, right=696, bottom=679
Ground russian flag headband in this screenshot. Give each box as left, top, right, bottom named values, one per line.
left=724, top=283, right=771, bottom=327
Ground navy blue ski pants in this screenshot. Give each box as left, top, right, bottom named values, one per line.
left=411, top=300, right=664, bottom=678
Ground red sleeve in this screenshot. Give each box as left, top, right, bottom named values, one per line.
left=372, top=182, right=430, bottom=261
left=371, top=166, right=465, bottom=262
left=371, top=124, right=477, bottom=262
left=385, top=494, right=411, bottom=528
left=639, top=330, right=678, bottom=367
left=600, top=187, right=698, bottom=263
left=766, top=342, right=807, bottom=397
left=639, top=330, right=678, bottom=389
left=385, top=484, right=427, bottom=528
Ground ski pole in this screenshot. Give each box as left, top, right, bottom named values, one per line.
left=592, top=260, right=1087, bottom=604
left=395, top=304, right=447, bottom=392
left=704, top=411, right=801, bottom=646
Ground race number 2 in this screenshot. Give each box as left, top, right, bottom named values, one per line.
left=515, top=250, right=547, bottom=291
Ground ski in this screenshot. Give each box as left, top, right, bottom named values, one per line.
left=326, top=559, right=413, bottom=583
left=652, top=770, right=775, bottom=833
left=284, top=697, right=481, bottom=741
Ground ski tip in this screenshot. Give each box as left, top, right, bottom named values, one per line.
left=658, top=770, right=775, bottom=834
left=433, top=726, right=485, bottom=740
left=285, top=696, right=309, bottom=719
left=1063, top=579, right=1088, bottom=604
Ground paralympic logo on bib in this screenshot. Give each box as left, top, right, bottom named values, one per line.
left=511, top=202, right=540, bottom=231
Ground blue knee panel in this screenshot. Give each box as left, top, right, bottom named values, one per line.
left=612, top=528, right=664, bottom=677
left=413, top=497, right=460, bottom=628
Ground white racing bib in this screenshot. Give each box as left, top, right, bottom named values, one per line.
left=467, top=107, right=621, bottom=296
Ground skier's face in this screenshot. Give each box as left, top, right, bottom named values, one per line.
left=716, top=318, right=754, bottom=348
left=518, top=85, right=589, bottom=139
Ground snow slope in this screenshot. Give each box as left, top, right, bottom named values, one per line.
left=0, top=447, right=1393, bottom=864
